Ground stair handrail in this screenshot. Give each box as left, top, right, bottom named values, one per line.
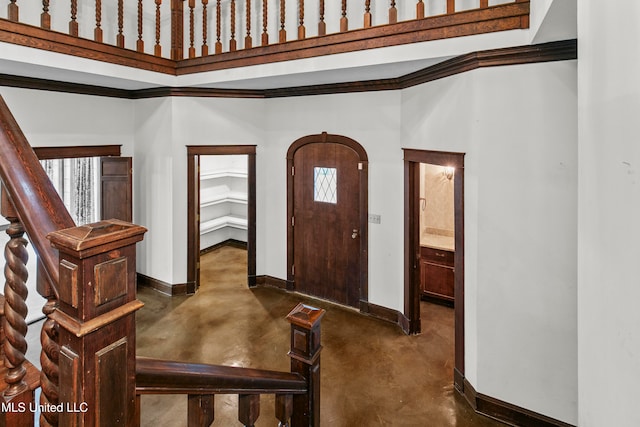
left=0, top=94, right=75, bottom=292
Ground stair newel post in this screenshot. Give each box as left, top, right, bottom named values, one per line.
left=286, top=303, right=325, bottom=427
left=37, top=263, right=60, bottom=427
left=0, top=186, right=34, bottom=427
left=47, top=219, right=146, bottom=426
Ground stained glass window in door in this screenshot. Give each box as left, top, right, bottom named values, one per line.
left=314, top=167, right=337, bottom=204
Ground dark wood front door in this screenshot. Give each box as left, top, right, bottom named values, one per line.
left=288, top=134, right=368, bottom=308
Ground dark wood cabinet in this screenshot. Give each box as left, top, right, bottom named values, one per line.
left=420, top=246, right=454, bottom=305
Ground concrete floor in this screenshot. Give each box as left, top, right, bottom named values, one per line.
left=136, top=245, right=504, bottom=426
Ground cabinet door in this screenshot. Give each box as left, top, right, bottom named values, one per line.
left=421, top=261, right=454, bottom=302
left=101, top=157, right=132, bottom=222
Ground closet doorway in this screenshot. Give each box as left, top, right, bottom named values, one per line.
left=187, top=146, right=256, bottom=293
left=403, top=149, right=465, bottom=391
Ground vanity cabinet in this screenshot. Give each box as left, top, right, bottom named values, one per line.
left=420, top=246, right=454, bottom=305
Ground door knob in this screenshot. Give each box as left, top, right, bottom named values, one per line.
left=352, top=229, right=359, bottom=239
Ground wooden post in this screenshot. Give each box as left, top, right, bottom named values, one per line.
left=155, top=0, right=163, bottom=56
left=364, top=0, right=371, bottom=28
left=8, top=0, right=18, bottom=22
left=69, top=0, right=78, bottom=36
left=117, top=0, right=125, bottom=48
left=340, top=0, right=348, bottom=32
left=95, top=0, right=103, bottom=42
left=416, top=0, right=424, bottom=19
left=318, top=0, right=325, bottom=36
left=189, top=0, right=196, bottom=57
left=287, top=303, right=325, bottom=427
left=48, top=219, right=146, bottom=426
left=279, top=0, right=286, bottom=43
left=171, top=0, right=185, bottom=59
left=298, top=0, right=305, bottom=39
left=1, top=187, right=34, bottom=427
left=389, top=0, right=397, bottom=24
left=41, top=0, right=51, bottom=29
left=202, top=0, right=209, bottom=55
left=137, top=0, right=145, bottom=52
left=230, top=0, right=237, bottom=51
left=245, top=0, right=253, bottom=48
left=261, top=0, right=268, bottom=46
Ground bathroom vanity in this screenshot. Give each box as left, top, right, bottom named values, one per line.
left=420, top=233, right=454, bottom=305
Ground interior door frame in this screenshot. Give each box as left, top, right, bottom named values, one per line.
left=403, top=148, right=465, bottom=392
left=187, top=145, right=257, bottom=293
left=286, top=132, right=369, bottom=307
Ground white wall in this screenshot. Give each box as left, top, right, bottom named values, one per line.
left=578, top=2, right=640, bottom=426
left=402, top=61, right=578, bottom=424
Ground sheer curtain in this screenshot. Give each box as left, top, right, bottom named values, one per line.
left=40, top=157, right=97, bottom=225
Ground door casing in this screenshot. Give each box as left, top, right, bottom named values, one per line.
left=187, top=145, right=257, bottom=293
left=403, top=148, right=465, bottom=392
left=286, top=132, right=369, bottom=308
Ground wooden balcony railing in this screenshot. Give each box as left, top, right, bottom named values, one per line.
left=0, top=93, right=325, bottom=426
left=0, top=0, right=530, bottom=74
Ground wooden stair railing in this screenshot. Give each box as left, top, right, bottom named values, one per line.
left=0, top=93, right=324, bottom=425
left=136, top=302, right=325, bottom=426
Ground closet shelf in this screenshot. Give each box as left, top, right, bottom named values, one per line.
left=201, top=170, right=247, bottom=180
left=201, top=191, right=248, bottom=207
left=201, top=216, right=248, bottom=233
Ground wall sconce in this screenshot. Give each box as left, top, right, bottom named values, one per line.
left=443, top=166, right=454, bottom=180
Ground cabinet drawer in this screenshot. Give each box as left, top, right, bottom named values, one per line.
left=420, top=246, right=454, bottom=266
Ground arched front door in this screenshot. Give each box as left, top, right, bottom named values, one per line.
left=286, top=132, right=368, bottom=308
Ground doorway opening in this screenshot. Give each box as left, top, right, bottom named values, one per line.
left=187, top=146, right=256, bottom=293
left=404, top=149, right=465, bottom=391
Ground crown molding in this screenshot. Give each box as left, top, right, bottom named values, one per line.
left=0, top=39, right=576, bottom=100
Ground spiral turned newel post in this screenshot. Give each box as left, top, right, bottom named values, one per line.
left=38, top=267, right=59, bottom=427
left=0, top=187, right=34, bottom=426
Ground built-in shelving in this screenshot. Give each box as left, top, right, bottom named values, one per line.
left=199, top=156, right=248, bottom=250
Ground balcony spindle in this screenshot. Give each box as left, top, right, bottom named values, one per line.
left=298, top=0, right=305, bottom=39
left=318, top=0, right=325, bottom=36
left=340, top=0, right=348, bottom=32
left=41, top=0, right=51, bottom=29
left=95, top=0, right=103, bottom=42
left=389, top=0, right=397, bottom=24
left=416, top=0, right=424, bottom=19
left=202, top=0, right=209, bottom=55
left=171, top=0, right=184, bottom=59
left=216, top=0, right=222, bottom=53
left=69, top=0, right=78, bottom=36
left=447, top=0, right=455, bottom=14
left=230, top=0, right=237, bottom=51
left=275, top=394, right=293, bottom=427
left=245, top=0, right=252, bottom=48
left=187, top=394, right=215, bottom=426
left=364, top=0, right=371, bottom=28
left=238, top=394, right=260, bottom=427
left=189, top=0, right=196, bottom=57
left=0, top=190, right=33, bottom=427
left=279, top=0, right=286, bottom=43
left=155, top=0, right=162, bottom=56
left=262, top=0, right=268, bottom=46
left=38, top=269, right=59, bottom=427
left=137, top=0, right=145, bottom=52
left=8, top=0, right=18, bottom=22
left=480, top=0, right=488, bottom=8
left=117, top=0, right=125, bottom=47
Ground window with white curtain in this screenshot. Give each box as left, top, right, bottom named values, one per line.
left=40, top=157, right=101, bottom=225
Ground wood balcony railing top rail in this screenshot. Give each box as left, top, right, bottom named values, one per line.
left=0, top=0, right=530, bottom=75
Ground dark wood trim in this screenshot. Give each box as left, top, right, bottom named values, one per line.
left=186, top=146, right=257, bottom=293
left=1, top=39, right=576, bottom=100
left=359, top=300, right=408, bottom=329
left=137, top=273, right=189, bottom=296
left=403, top=148, right=465, bottom=387
left=461, top=377, right=575, bottom=427
left=0, top=74, right=135, bottom=99
left=33, top=145, right=121, bottom=159
left=175, top=2, right=530, bottom=75
left=255, top=275, right=288, bottom=290
left=286, top=132, right=369, bottom=307
left=0, top=19, right=175, bottom=75
left=200, top=238, right=247, bottom=256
